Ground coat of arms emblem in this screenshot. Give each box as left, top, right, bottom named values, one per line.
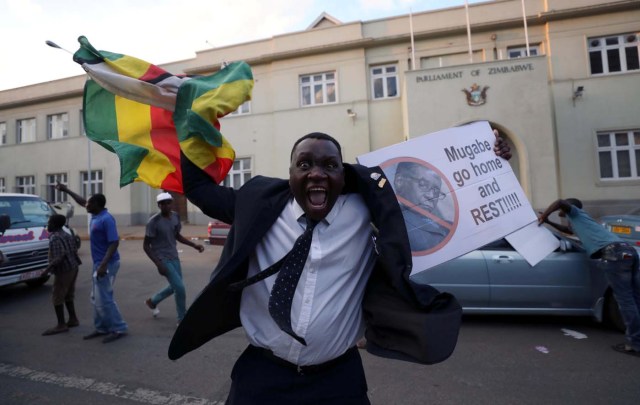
left=462, top=83, right=489, bottom=106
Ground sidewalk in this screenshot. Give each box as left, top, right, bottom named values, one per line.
left=74, top=224, right=209, bottom=241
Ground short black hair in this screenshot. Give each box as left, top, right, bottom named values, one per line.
left=89, top=193, right=106, bottom=208
left=49, top=214, right=66, bottom=229
left=290, top=132, right=343, bottom=161
left=565, top=198, right=583, bottom=209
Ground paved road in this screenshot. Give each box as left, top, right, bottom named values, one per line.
left=1, top=240, right=638, bottom=404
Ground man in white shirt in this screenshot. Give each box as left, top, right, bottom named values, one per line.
left=170, top=132, right=511, bottom=404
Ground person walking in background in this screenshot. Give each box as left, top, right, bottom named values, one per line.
left=41, top=214, right=80, bottom=336
left=143, top=192, right=204, bottom=324
left=539, top=198, right=640, bottom=357
left=55, top=182, right=128, bottom=343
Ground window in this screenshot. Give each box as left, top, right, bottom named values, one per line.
left=589, top=33, right=639, bottom=75
left=300, top=72, right=337, bottom=106
left=81, top=170, right=103, bottom=198
left=46, top=173, right=68, bottom=202
left=17, top=118, right=36, bottom=143
left=0, top=178, right=5, bottom=193
left=597, top=130, right=640, bottom=179
left=420, top=51, right=483, bottom=68
left=16, top=176, right=36, bottom=194
left=223, top=157, right=252, bottom=190
left=371, top=64, right=399, bottom=99
left=228, top=101, right=251, bottom=116
left=507, top=45, right=540, bottom=58
left=0, top=122, right=6, bottom=145
left=47, top=113, right=69, bottom=139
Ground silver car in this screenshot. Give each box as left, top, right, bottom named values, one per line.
left=411, top=228, right=624, bottom=331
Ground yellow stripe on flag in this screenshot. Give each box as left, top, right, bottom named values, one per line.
left=114, top=97, right=175, bottom=188
left=191, top=79, right=254, bottom=121
left=180, top=136, right=235, bottom=169
left=105, top=55, right=152, bottom=79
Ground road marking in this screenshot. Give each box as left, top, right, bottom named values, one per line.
left=0, top=362, right=221, bottom=405
left=561, top=328, right=588, bottom=340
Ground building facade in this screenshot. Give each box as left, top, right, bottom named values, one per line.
left=1, top=0, right=639, bottom=227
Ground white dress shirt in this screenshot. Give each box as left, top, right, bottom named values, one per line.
left=240, top=194, right=376, bottom=365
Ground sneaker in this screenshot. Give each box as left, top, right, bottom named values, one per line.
left=102, top=332, right=127, bottom=344
left=145, top=298, right=160, bottom=317
left=612, top=343, right=640, bottom=357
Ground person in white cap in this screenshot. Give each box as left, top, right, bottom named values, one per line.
left=143, top=192, right=204, bottom=324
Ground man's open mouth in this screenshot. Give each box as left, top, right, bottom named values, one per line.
left=308, top=187, right=327, bottom=207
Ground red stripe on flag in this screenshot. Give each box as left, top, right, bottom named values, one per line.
left=150, top=107, right=183, bottom=192
left=202, top=157, right=234, bottom=184
left=139, top=64, right=171, bottom=82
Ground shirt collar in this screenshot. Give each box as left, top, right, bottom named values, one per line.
left=289, top=196, right=345, bottom=226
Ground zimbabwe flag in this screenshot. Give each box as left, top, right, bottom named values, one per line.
left=74, top=36, right=253, bottom=193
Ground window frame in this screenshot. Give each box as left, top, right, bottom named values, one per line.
left=17, top=118, right=36, bottom=144
left=507, top=44, right=540, bottom=59
left=0, top=177, right=5, bottom=193
left=370, top=63, right=399, bottom=100
left=588, top=32, right=640, bottom=76
left=47, top=112, right=69, bottom=140
left=227, top=100, right=251, bottom=116
left=46, top=173, right=69, bottom=202
left=299, top=71, right=338, bottom=107
left=0, top=121, right=6, bottom=146
left=596, top=129, right=640, bottom=180
left=222, top=157, right=252, bottom=190
left=80, top=170, right=104, bottom=198
left=16, top=175, right=36, bottom=194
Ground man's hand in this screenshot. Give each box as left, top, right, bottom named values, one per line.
left=493, top=129, right=512, bottom=160
left=55, top=181, right=68, bottom=192
left=96, top=263, right=108, bottom=278
left=194, top=243, right=204, bottom=253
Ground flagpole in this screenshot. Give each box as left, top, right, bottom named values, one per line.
left=409, top=9, right=416, bottom=70
left=521, top=0, right=531, bottom=56
left=465, top=0, right=473, bottom=63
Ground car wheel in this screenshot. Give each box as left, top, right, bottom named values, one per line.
left=605, top=291, right=625, bottom=332
left=25, top=274, right=50, bottom=288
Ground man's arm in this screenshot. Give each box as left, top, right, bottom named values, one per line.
left=143, top=236, right=169, bottom=276
left=176, top=233, right=204, bottom=253
left=538, top=199, right=573, bottom=234
left=55, top=182, right=87, bottom=207
left=96, top=240, right=119, bottom=277
left=45, top=237, right=65, bottom=274
left=181, top=152, right=236, bottom=224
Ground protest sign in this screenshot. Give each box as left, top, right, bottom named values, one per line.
left=357, top=121, right=540, bottom=275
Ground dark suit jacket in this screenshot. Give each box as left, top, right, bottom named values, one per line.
left=169, top=156, right=461, bottom=364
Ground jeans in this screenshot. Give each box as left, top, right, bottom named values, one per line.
left=599, top=243, right=640, bottom=350
left=150, top=259, right=186, bottom=322
left=92, top=260, right=128, bottom=334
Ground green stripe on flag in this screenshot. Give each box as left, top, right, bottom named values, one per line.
left=83, top=81, right=119, bottom=153
left=102, top=141, right=149, bottom=188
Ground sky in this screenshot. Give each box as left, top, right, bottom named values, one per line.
left=0, top=0, right=488, bottom=91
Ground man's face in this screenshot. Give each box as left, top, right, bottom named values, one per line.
left=289, top=138, right=345, bottom=222
left=85, top=196, right=101, bottom=215
left=158, top=199, right=172, bottom=215
left=396, top=165, right=442, bottom=212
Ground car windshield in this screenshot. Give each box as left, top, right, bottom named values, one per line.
left=0, top=196, right=54, bottom=229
